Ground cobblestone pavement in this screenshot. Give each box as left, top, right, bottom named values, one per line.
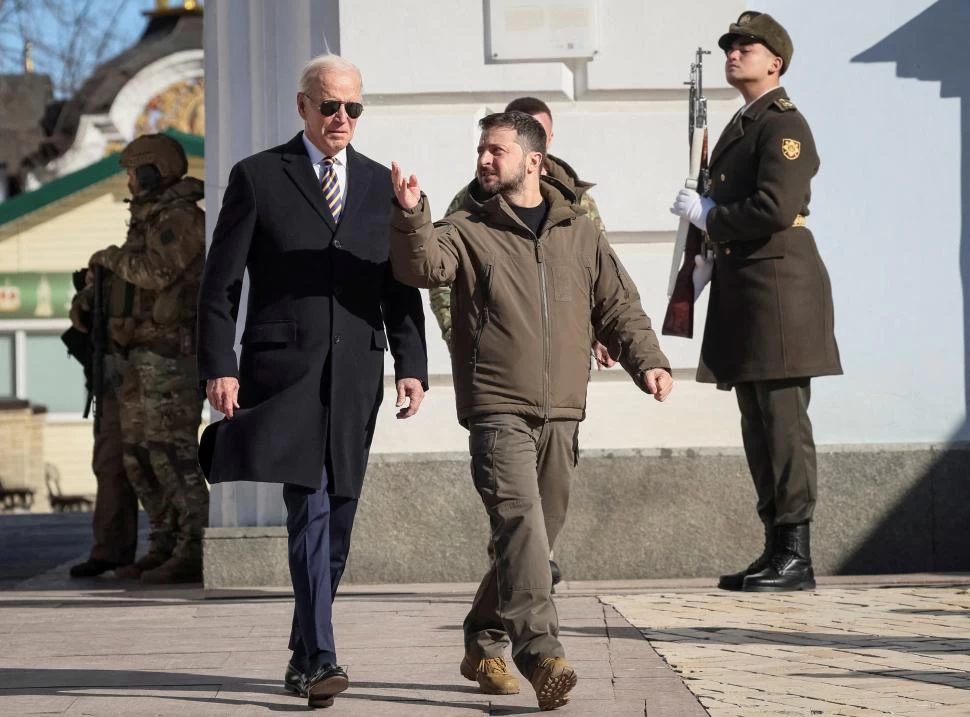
left=604, top=585, right=970, bottom=717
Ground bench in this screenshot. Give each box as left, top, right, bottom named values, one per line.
left=0, top=475, right=34, bottom=512
left=45, top=463, right=93, bottom=512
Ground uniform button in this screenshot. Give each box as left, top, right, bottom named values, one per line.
left=334, top=285, right=343, bottom=296
left=333, top=240, right=343, bottom=249
left=724, top=247, right=732, bottom=256
left=334, top=335, right=342, bottom=344
left=720, top=174, right=726, bottom=182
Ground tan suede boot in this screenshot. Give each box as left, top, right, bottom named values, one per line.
left=530, top=657, right=577, bottom=711
left=139, top=555, right=202, bottom=584
left=460, top=656, right=520, bottom=695
left=115, top=552, right=170, bottom=580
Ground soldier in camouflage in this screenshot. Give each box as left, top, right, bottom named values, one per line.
left=430, top=97, right=608, bottom=363
left=76, top=134, right=209, bottom=584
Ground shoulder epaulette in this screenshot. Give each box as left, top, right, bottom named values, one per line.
left=773, top=97, right=797, bottom=112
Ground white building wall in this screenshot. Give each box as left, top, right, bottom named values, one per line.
left=205, top=0, right=965, bottom=526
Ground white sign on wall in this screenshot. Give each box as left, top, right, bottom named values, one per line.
left=486, top=0, right=598, bottom=61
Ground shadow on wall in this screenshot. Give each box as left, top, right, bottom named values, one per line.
left=842, top=0, right=970, bottom=574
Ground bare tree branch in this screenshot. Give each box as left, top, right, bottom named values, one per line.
left=0, top=0, right=140, bottom=97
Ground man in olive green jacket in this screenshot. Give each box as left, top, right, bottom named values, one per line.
left=390, top=111, right=672, bottom=711
left=429, top=96, right=609, bottom=364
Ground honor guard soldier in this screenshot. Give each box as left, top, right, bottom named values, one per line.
left=670, top=12, right=842, bottom=592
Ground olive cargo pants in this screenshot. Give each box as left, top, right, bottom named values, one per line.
left=463, top=413, right=578, bottom=677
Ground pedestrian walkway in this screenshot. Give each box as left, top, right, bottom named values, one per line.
left=4, top=556, right=969, bottom=716
left=605, top=581, right=970, bottom=717
left=0, top=567, right=705, bottom=716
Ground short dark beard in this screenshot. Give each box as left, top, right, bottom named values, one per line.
left=480, top=159, right=527, bottom=197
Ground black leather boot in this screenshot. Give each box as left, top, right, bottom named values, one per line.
left=742, top=522, right=815, bottom=592
left=718, top=523, right=775, bottom=591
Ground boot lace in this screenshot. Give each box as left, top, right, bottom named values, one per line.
left=480, top=657, right=510, bottom=674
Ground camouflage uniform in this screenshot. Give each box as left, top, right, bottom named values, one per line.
left=85, top=134, right=209, bottom=582
left=429, top=154, right=605, bottom=353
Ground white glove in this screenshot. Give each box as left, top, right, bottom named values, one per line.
left=692, top=252, right=714, bottom=301
left=670, top=188, right=714, bottom=232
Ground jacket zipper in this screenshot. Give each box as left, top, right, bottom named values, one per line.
left=471, top=263, right=493, bottom=371
left=535, top=238, right=550, bottom=419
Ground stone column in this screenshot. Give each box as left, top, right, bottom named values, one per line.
left=203, top=0, right=340, bottom=529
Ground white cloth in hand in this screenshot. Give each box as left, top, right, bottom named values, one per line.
left=670, top=188, right=714, bottom=232
left=692, top=253, right=714, bottom=301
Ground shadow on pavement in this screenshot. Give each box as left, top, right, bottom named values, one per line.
left=0, top=668, right=509, bottom=712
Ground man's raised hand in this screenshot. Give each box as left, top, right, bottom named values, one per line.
left=390, top=161, right=422, bottom=210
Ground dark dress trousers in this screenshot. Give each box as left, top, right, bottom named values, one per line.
left=700, top=88, right=841, bottom=525
left=197, top=132, right=428, bottom=668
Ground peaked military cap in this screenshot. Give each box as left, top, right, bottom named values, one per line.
left=718, top=11, right=793, bottom=75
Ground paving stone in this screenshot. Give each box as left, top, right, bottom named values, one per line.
left=604, top=586, right=970, bottom=717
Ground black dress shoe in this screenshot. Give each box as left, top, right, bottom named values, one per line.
left=306, top=663, right=348, bottom=708
left=69, top=559, right=121, bottom=578
left=283, top=661, right=306, bottom=697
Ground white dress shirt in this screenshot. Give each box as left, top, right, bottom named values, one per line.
left=302, top=133, right=347, bottom=207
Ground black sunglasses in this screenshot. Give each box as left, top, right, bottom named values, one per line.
left=304, top=94, right=364, bottom=119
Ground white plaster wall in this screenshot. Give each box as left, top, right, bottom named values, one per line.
left=205, top=0, right=966, bottom=526
left=756, top=0, right=966, bottom=444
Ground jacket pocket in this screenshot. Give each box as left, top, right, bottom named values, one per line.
left=372, top=329, right=388, bottom=351
left=608, top=251, right=630, bottom=296
left=471, top=263, right=493, bottom=371
left=552, top=264, right=574, bottom=302
left=736, top=233, right=787, bottom=261
left=241, top=320, right=297, bottom=346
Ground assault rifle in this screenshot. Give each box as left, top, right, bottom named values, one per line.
left=61, top=265, right=106, bottom=433
left=663, top=47, right=711, bottom=338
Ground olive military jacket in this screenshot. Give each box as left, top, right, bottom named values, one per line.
left=390, top=176, right=669, bottom=424
left=429, top=154, right=605, bottom=351
left=700, top=86, right=842, bottom=385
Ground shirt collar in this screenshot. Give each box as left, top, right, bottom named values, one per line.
left=741, top=86, right=784, bottom=116
left=301, top=132, right=348, bottom=167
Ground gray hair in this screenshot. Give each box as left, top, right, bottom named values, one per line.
left=299, top=54, right=363, bottom=94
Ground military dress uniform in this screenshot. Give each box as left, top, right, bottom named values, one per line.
left=696, top=13, right=842, bottom=592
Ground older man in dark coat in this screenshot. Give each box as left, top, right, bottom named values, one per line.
left=197, top=54, right=428, bottom=708
left=671, top=12, right=842, bottom=592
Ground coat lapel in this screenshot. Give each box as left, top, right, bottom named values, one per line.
left=710, top=87, right=786, bottom=168
left=337, top=145, right=373, bottom=233
left=709, top=111, right=746, bottom=167
left=281, top=132, right=336, bottom=232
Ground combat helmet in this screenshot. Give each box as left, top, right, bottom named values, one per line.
left=119, top=133, right=188, bottom=191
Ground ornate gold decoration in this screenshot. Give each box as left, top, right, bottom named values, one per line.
left=134, top=78, right=205, bottom=137
left=781, top=138, right=801, bottom=160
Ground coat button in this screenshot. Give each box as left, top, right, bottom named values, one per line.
left=334, top=335, right=342, bottom=344
left=724, top=247, right=732, bottom=256
left=333, top=240, right=343, bottom=249
left=720, top=174, right=726, bottom=182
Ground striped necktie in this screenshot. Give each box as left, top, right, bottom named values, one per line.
left=321, top=157, right=343, bottom=222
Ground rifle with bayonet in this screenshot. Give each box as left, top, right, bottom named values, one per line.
left=663, top=47, right=711, bottom=338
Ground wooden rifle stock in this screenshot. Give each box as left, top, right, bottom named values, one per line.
left=662, top=129, right=709, bottom=339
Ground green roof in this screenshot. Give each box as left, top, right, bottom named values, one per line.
left=0, top=129, right=204, bottom=228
